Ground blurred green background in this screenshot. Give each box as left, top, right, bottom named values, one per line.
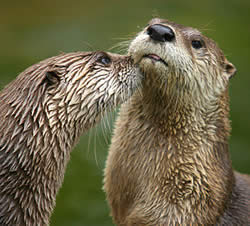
left=0, top=0, right=249, bottom=225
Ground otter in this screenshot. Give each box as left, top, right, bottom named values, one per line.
left=104, top=18, right=250, bottom=225
left=0, top=51, right=141, bottom=226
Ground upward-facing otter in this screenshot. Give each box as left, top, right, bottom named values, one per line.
left=0, top=51, right=141, bottom=225
left=104, top=18, right=250, bottom=225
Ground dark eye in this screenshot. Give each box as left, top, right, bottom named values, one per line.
left=191, top=40, right=203, bottom=49
left=98, top=55, right=111, bottom=65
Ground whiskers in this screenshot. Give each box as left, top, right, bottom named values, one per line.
left=86, top=101, right=116, bottom=169
left=86, top=123, right=97, bottom=166
left=99, top=103, right=115, bottom=147
left=199, top=21, right=215, bottom=34
left=109, top=40, right=130, bottom=55
left=108, top=34, right=136, bottom=54
left=80, top=41, right=95, bottom=52
left=86, top=123, right=105, bottom=170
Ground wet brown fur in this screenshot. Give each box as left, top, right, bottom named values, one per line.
left=0, top=51, right=141, bottom=225
left=104, top=18, right=250, bottom=225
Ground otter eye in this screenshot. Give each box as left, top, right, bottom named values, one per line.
left=98, top=55, right=111, bottom=65
left=191, top=40, right=203, bottom=49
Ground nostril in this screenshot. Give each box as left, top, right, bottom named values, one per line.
left=164, top=28, right=175, bottom=42
left=147, top=26, right=154, bottom=36
left=147, top=24, right=175, bottom=42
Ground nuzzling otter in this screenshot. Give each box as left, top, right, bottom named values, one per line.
left=0, top=51, right=141, bottom=226
left=104, top=18, right=250, bottom=225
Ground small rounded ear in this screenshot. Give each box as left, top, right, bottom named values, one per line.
left=224, top=60, right=237, bottom=79
left=45, top=70, right=60, bottom=85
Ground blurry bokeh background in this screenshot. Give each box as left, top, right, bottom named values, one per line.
left=0, top=0, right=249, bottom=225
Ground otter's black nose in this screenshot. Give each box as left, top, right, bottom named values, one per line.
left=147, top=24, right=175, bottom=42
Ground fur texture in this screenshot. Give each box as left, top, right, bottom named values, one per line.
left=104, top=18, right=250, bottom=225
left=0, top=51, right=141, bottom=225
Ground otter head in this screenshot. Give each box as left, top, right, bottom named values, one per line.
left=1, top=51, right=141, bottom=147
left=42, top=51, right=141, bottom=133
left=129, top=18, right=236, bottom=105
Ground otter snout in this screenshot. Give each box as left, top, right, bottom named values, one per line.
left=147, top=24, right=175, bottom=42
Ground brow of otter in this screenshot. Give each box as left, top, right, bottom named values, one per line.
left=182, top=29, right=202, bottom=38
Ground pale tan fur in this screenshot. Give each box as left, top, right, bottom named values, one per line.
left=104, top=18, right=250, bottom=225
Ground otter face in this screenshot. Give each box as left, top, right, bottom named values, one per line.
left=129, top=18, right=236, bottom=100
left=43, top=51, right=141, bottom=129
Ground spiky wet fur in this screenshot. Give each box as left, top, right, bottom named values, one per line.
left=0, top=51, right=141, bottom=225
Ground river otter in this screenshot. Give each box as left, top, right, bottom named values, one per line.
left=104, top=18, right=250, bottom=225
left=0, top=51, right=141, bottom=226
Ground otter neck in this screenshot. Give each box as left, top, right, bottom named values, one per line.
left=129, top=76, right=234, bottom=223
left=0, top=89, right=96, bottom=225
left=141, top=73, right=231, bottom=140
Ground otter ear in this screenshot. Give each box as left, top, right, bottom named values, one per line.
left=224, top=60, right=236, bottom=79
left=44, top=70, right=61, bottom=85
